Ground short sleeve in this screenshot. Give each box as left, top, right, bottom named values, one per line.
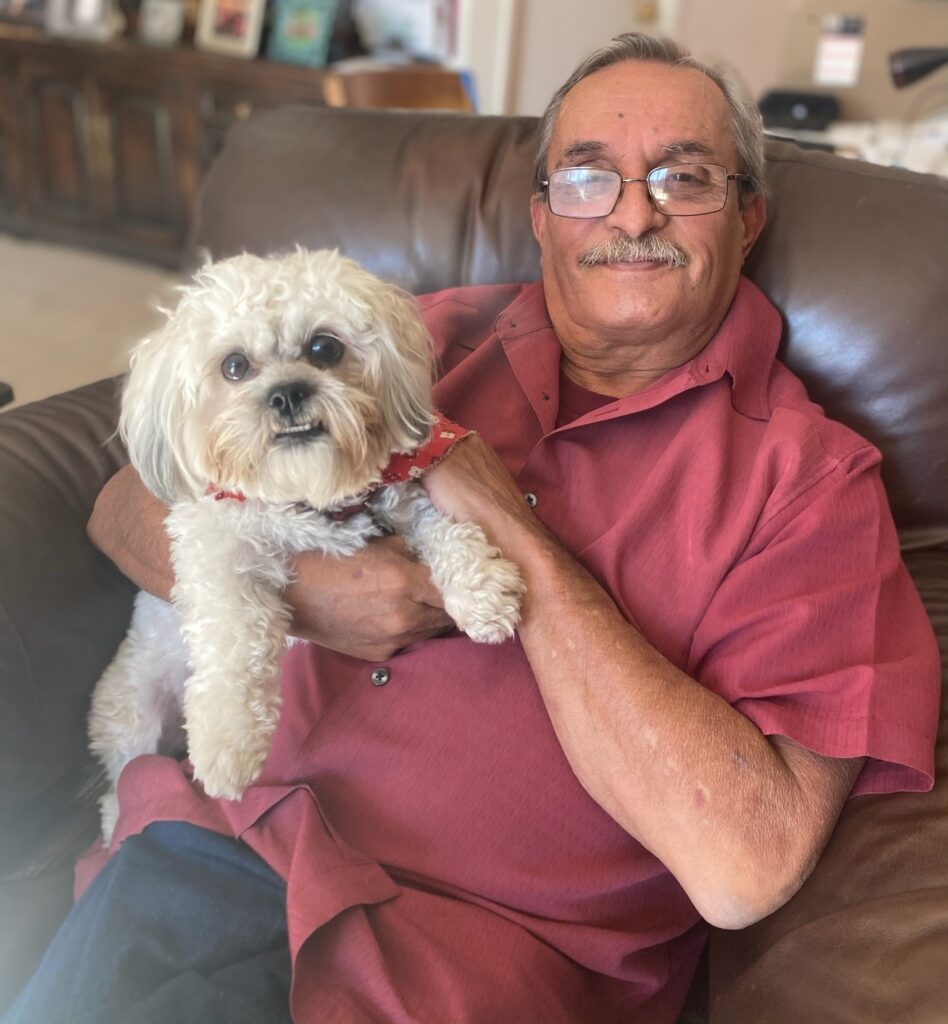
left=688, top=444, right=939, bottom=796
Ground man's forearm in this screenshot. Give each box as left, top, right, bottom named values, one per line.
left=498, top=521, right=861, bottom=929
left=88, top=464, right=175, bottom=600
left=421, top=436, right=863, bottom=925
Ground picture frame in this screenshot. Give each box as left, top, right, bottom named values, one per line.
left=44, top=0, right=114, bottom=39
left=138, top=0, right=186, bottom=46
left=195, top=0, right=265, bottom=58
left=265, top=0, right=339, bottom=68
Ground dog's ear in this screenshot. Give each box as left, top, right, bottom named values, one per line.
left=365, top=281, right=436, bottom=453
left=119, top=318, right=202, bottom=504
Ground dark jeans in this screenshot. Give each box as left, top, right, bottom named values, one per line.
left=2, top=822, right=293, bottom=1024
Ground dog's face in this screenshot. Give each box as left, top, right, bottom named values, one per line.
left=120, top=249, right=435, bottom=508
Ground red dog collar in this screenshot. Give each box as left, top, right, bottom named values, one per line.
left=380, top=412, right=473, bottom=485
left=207, top=487, right=246, bottom=502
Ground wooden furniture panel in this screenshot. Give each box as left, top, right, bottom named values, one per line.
left=323, top=66, right=473, bottom=111
left=0, top=24, right=328, bottom=266
left=0, top=63, right=18, bottom=216
left=19, top=58, right=97, bottom=222
left=93, top=71, right=189, bottom=249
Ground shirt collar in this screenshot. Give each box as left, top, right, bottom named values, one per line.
left=695, top=276, right=783, bottom=422
left=495, top=276, right=782, bottom=426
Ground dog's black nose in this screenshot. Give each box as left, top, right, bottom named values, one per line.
left=267, top=381, right=312, bottom=419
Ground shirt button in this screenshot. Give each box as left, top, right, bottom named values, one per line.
left=524, top=492, right=538, bottom=508
left=371, top=667, right=390, bottom=686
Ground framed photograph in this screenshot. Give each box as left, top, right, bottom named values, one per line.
left=138, top=0, right=185, bottom=45
left=44, top=0, right=114, bottom=39
left=0, top=0, right=46, bottom=27
left=195, top=0, right=265, bottom=57
left=266, top=0, right=338, bottom=67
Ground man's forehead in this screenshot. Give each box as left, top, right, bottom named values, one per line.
left=551, top=61, right=734, bottom=161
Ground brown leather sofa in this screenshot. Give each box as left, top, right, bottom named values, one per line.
left=0, top=107, right=945, bottom=1022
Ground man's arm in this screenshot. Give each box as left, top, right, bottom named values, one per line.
left=423, top=436, right=864, bottom=930
left=88, top=465, right=453, bottom=662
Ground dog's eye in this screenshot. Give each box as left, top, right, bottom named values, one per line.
left=306, top=334, right=344, bottom=368
left=221, top=352, right=250, bottom=381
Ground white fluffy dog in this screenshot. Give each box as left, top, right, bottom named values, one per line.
left=88, top=249, right=523, bottom=840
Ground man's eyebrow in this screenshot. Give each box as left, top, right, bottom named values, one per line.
left=559, top=140, right=609, bottom=163
left=557, top=138, right=718, bottom=166
left=661, top=139, right=715, bottom=159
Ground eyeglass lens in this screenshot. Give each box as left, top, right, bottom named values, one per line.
left=547, top=164, right=729, bottom=217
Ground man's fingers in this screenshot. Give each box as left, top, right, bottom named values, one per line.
left=411, top=573, right=447, bottom=611
left=370, top=535, right=445, bottom=610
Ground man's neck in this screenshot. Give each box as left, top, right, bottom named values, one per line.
left=558, top=323, right=715, bottom=397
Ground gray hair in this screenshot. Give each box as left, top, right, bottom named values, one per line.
left=534, top=33, right=766, bottom=208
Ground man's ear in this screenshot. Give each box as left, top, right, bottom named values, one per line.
left=740, top=192, right=767, bottom=259
left=530, top=193, right=546, bottom=246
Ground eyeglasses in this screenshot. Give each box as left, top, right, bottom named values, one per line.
left=540, top=163, right=747, bottom=218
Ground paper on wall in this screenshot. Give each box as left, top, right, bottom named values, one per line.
left=813, top=13, right=865, bottom=88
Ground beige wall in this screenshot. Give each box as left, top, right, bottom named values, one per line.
left=460, top=0, right=682, bottom=115
left=509, top=0, right=682, bottom=116
left=679, top=0, right=948, bottom=121
left=462, top=0, right=947, bottom=122
left=773, top=0, right=948, bottom=121
left=675, top=0, right=792, bottom=102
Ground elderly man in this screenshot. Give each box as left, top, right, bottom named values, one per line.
left=5, top=33, right=937, bottom=1024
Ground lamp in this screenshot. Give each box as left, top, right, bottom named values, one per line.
left=889, top=48, right=948, bottom=88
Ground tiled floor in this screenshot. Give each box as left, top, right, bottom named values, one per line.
left=0, top=234, right=181, bottom=411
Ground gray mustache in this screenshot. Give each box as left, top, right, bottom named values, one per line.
left=578, top=234, right=690, bottom=269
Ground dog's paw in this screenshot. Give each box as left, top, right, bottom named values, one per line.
left=446, top=556, right=525, bottom=644
left=98, top=791, right=120, bottom=845
left=188, top=726, right=272, bottom=801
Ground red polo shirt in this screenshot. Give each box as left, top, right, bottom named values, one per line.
left=82, top=278, right=939, bottom=1024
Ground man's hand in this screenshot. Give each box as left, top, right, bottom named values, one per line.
left=286, top=536, right=452, bottom=660
left=423, top=435, right=545, bottom=552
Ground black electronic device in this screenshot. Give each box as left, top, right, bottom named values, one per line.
left=758, top=90, right=841, bottom=131
left=889, top=48, right=948, bottom=88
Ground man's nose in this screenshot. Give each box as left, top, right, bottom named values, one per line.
left=604, top=178, right=669, bottom=236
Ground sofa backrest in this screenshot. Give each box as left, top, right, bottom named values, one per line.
left=190, top=105, right=948, bottom=546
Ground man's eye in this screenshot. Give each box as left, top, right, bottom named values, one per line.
left=221, top=352, right=251, bottom=381
left=665, top=167, right=715, bottom=188
left=306, top=334, right=344, bottom=367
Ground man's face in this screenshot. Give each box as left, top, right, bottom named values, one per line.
left=531, top=60, right=766, bottom=361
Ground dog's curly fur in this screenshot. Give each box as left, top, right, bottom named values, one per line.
left=88, top=249, right=523, bottom=840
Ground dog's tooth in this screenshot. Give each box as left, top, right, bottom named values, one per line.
left=276, top=421, right=321, bottom=438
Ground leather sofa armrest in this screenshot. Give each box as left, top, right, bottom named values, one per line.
left=0, top=379, right=135, bottom=849
left=709, top=548, right=948, bottom=1023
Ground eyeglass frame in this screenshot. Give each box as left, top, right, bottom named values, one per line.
left=538, top=163, right=750, bottom=219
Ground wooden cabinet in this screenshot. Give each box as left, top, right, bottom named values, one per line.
left=0, top=53, right=26, bottom=218
left=19, top=56, right=104, bottom=228
left=0, top=25, right=327, bottom=266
